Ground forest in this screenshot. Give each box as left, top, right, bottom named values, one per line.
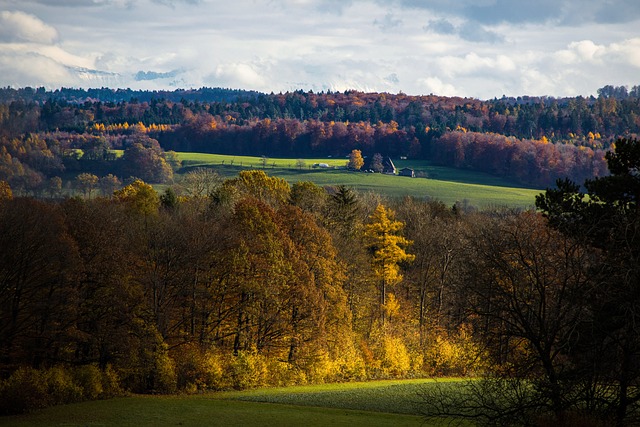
left=1, top=86, right=640, bottom=425
left=1, top=84, right=639, bottom=196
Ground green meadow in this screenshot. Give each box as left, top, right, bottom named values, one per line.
left=176, top=152, right=542, bottom=208
left=1, top=379, right=467, bottom=427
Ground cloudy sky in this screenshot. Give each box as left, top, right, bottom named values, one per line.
left=0, top=0, right=638, bottom=99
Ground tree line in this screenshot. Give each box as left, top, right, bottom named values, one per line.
left=0, top=85, right=638, bottom=191
left=2, top=138, right=640, bottom=426
left=2, top=85, right=639, bottom=141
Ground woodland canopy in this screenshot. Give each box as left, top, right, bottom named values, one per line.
left=2, top=86, right=640, bottom=425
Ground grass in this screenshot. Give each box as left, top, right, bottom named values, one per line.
left=176, top=152, right=542, bottom=208
left=1, top=379, right=468, bottom=427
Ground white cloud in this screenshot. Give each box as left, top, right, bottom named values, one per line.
left=211, top=63, right=268, bottom=90
left=0, top=10, right=58, bottom=44
left=0, top=51, right=75, bottom=86
left=568, top=40, right=603, bottom=61
left=416, top=76, right=457, bottom=96
left=608, top=38, right=640, bottom=68
left=0, top=0, right=637, bottom=97
left=374, top=12, right=403, bottom=31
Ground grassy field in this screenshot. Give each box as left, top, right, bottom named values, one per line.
left=1, top=379, right=467, bottom=427
left=175, top=152, right=542, bottom=208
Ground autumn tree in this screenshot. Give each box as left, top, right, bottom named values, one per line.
left=221, top=169, right=290, bottom=208
left=289, top=181, right=327, bottom=216
left=277, top=205, right=350, bottom=365
left=348, top=149, right=364, bottom=170
left=47, top=176, right=62, bottom=199
left=75, top=173, right=99, bottom=198
left=370, top=153, right=384, bottom=173
left=60, top=198, right=146, bottom=370
left=120, top=136, right=173, bottom=183
left=395, top=198, right=460, bottom=337
left=180, top=167, right=221, bottom=199
left=363, top=204, right=414, bottom=324
left=226, top=198, right=296, bottom=355
left=0, top=199, right=78, bottom=368
left=99, top=174, right=121, bottom=196
left=114, top=179, right=160, bottom=216
left=420, top=211, right=598, bottom=425
left=0, top=180, right=12, bottom=201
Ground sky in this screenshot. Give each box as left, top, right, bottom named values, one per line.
left=0, top=0, right=639, bottom=99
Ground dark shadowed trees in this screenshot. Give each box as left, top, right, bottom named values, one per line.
left=536, top=138, right=640, bottom=426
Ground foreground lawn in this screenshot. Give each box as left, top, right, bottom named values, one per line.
left=2, top=379, right=466, bottom=427
left=176, top=152, right=541, bottom=208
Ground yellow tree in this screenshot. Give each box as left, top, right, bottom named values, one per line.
left=0, top=180, right=12, bottom=201
left=364, top=204, right=414, bottom=324
left=114, top=179, right=160, bottom=216
left=222, top=170, right=290, bottom=208
left=348, top=149, right=365, bottom=171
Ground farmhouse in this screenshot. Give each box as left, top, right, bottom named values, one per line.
left=363, top=156, right=396, bottom=174
left=383, top=157, right=396, bottom=174
left=399, top=167, right=415, bottom=177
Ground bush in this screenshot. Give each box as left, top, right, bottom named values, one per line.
left=228, top=351, right=268, bottom=390
left=0, top=367, right=49, bottom=415
left=46, top=366, right=83, bottom=405
left=379, top=335, right=411, bottom=377
left=0, top=365, right=125, bottom=415
left=173, top=344, right=225, bottom=392
left=72, top=365, right=103, bottom=400
left=101, top=364, right=124, bottom=398
left=151, top=344, right=177, bottom=393
left=423, top=325, right=486, bottom=376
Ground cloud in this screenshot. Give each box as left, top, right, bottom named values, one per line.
left=458, top=23, right=504, bottom=43
left=401, top=0, right=640, bottom=25
left=553, top=38, right=640, bottom=68
left=424, top=18, right=503, bottom=43
left=151, top=0, right=201, bottom=6
left=0, top=51, right=75, bottom=86
left=0, top=0, right=638, bottom=98
left=312, top=0, right=353, bottom=15
left=0, top=10, right=58, bottom=44
left=594, top=0, right=640, bottom=24
left=374, top=12, right=402, bottom=31
left=18, top=0, right=134, bottom=6
left=416, top=76, right=457, bottom=96
left=435, top=53, right=517, bottom=79
left=210, top=63, right=268, bottom=90
left=464, top=0, right=562, bottom=25
left=424, top=18, right=455, bottom=35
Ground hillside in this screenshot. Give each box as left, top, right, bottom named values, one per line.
left=3, top=85, right=638, bottom=198
left=177, top=152, right=540, bottom=208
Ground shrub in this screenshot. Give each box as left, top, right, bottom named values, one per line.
left=173, top=344, right=226, bottom=392
left=331, top=341, right=367, bottom=382
left=101, top=364, right=124, bottom=398
left=72, top=365, right=103, bottom=400
left=151, top=344, right=177, bottom=393
left=45, top=366, right=83, bottom=405
left=0, top=365, right=115, bottom=415
left=379, top=335, right=411, bottom=377
left=423, top=325, right=486, bottom=376
left=228, top=351, right=268, bottom=390
left=0, top=367, right=49, bottom=415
